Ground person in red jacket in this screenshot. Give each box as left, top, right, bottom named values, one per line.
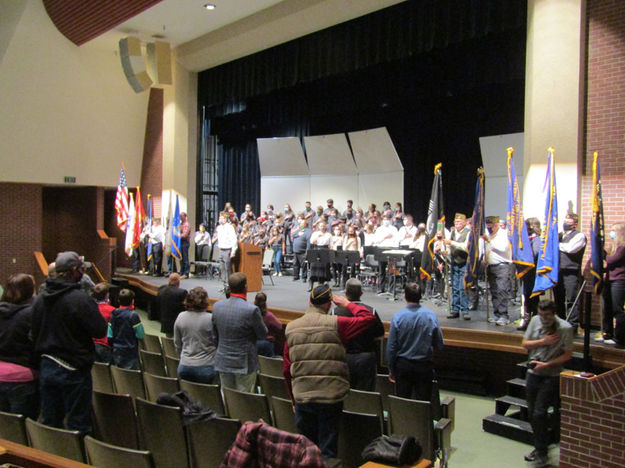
left=92, top=283, right=115, bottom=364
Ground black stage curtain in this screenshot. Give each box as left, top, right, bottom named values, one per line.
left=200, top=0, right=527, bottom=221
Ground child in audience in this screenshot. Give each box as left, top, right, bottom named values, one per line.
left=92, top=282, right=114, bottom=364
left=108, top=289, right=144, bottom=369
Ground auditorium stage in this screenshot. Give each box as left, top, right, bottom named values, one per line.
left=117, top=270, right=624, bottom=370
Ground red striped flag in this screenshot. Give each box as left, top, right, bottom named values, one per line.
left=115, top=166, right=129, bottom=231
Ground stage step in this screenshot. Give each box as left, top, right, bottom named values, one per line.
left=506, top=378, right=527, bottom=399
left=495, top=395, right=528, bottom=419
left=482, top=414, right=534, bottom=445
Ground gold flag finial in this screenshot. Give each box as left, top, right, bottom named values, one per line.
left=433, top=162, right=442, bottom=174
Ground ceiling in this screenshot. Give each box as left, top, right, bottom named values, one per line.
left=93, top=0, right=406, bottom=72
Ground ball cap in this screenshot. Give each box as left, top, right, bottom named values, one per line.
left=485, top=216, right=499, bottom=224
left=454, top=213, right=467, bottom=221
left=310, top=284, right=332, bottom=305
left=55, top=251, right=91, bottom=272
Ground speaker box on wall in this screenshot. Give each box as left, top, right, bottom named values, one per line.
left=147, top=41, right=172, bottom=85
left=119, top=36, right=153, bottom=93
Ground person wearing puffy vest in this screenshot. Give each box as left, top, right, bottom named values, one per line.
left=283, top=284, right=376, bottom=459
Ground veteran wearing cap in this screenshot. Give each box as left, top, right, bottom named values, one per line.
left=283, top=284, right=377, bottom=459
left=482, top=216, right=513, bottom=325
left=444, top=213, right=471, bottom=319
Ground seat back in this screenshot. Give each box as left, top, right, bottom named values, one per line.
left=222, top=387, right=271, bottom=423
left=140, top=349, right=167, bottom=376
left=25, top=418, right=85, bottom=463
left=186, top=417, right=241, bottom=468
left=179, top=379, right=225, bottom=416
left=135, top=397, right=189, bottom=468
left=258, top=373, right=290, bottom=401
left=0, top=410, right=27, bottom=445
left=92, top=390, right=140, bottom=449
left=338, top=410, right=383, bottom=468
left=84, top=435, right=153, bottom=468
left=110, top=365, right=146, bottom=400
left=143, top=372, right=180, bottom=402
left=387, top=395, right=435, bottom=460
left=343, top=389, right=384, bottom=434
left=140, top=334, right=163, bottom=354
left=161, top=336, right=179, bottom=358
left=262, top=248, right=274, bottom=268
left=92, top=361, right=114, bottom=393
left=376, top=373, right=395, bottom=413
left=164, top=354, right=180, bottom=378
left=269, top=396, right=298, bottom=434
left=257, top=355, right=284, bottom=377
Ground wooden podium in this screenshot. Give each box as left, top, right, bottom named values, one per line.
left=235, top=242, right=263, bottom=292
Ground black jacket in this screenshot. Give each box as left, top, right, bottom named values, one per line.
left=0, top=298, right=37, bottom=369
left=31, top=278, right=107, bottom=371
left=157, top=285, right=187, bottom=334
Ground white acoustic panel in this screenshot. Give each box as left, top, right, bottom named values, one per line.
left=358, top=172, right=404, bottom=211
left=479, top=132, right=524, bottom=178
left=304, top=134, right=357, bottom=175
left=349, top=127, right=403, bottom=173
left=310, top=175, right=359, bottom=210
left=484, top=176, right=508, bottom=221
left=257, top=137, right=309, bottom=176
left=260, top=176, right=311, bottom=215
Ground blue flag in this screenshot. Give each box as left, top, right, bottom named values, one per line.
left=506, top=147, right=535, bottom=278
left=464, top=168, right=485, bottom=290
left=532, top=149, right=559, bottom=297
left=146, top=195, right=153, bottom=262
left=590, top=152, right=605, bottom=294
left=171, top=194, right=182, bottom=260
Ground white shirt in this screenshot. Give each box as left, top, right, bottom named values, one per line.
left=373, top=224, right=399, bottom=248
left=311, top=231, right=332, bottom=246
left=410, top=235, right=426, bottom=252
left=559, top=230, right=587, bottom=254
left=330, top=234, right=343, bottom=250
left=398, top=224, right=417, bottom=247
left=149, top=224, right=166, bottom=244
left=485, top=228, right=512, bottom=264
left=195, top=231, right=211, bottom=246
left=215, top=223, right=238, bottom=253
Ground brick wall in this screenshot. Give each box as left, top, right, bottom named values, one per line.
left=560, top=367, right=625, bottom=467
left=580, top=0, right=625, bottom=325
left=140, top=87, right=164, bottom=219
left=0, top=183, right=43, bottom=285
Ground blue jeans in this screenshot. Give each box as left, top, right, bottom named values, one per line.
left=112, top=348, right=140, bottom=370
left=0, top=379, right=40, bottom=420
left=295, top=401, right=343, bottom=459
left=94, top=344, right=112, bottom=364
left=257, top=339, right=275, bottom=357
left=272, top=245, right=282, bottom=274
left=39, top=358, right=93, bottom=435
left=451, top=263, right=469, bottom=313
left=602, top=280, right=625, bottom=343
left=181, top=240, right=190, bottom=276
left=177, top=364, right=216, bottom=384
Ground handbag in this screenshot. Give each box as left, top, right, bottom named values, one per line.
left=361, top=434, right=422, bottom=466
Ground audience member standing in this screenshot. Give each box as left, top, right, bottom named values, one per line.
left=332, top=279, right=384, bottom=391
left=31, top=251, right=107, bottom=435
left=108, top=289, right=144, bottom=370
left=283, top=284, right=376, bottom=459
left=174, top=287, right=217, bottom=384
left=157, top=273, right=187, bottom=338
left=212, top=273, right=267, bottom=392
left=92, top=283, right=115, bottom=363
left=522, top=300, right=573, bottom=467
left=0, top=274, right=39, bottom=420
left=387, top=282, right=443, bottom=401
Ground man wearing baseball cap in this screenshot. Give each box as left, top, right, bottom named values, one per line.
left=31, top=251, right=107, bottom=435
left=283, top=284, right=377, bottom=459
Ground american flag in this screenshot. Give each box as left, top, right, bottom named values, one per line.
left=115, top=166, right=129, bottom=231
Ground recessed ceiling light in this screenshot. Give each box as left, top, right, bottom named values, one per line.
left=203, top=3, right=216, bottom=10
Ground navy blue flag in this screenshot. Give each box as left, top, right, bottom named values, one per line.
left=532, top=149, right=559, bottom=297
left=464, top=168, right=485, bottom=290
left=506, top=147, right=535, bottom=278
left=170, top=195, right=182, bottom=260
left=590, top=151, right=605, bottom=294
left=420, top=163, right=445, bottom=280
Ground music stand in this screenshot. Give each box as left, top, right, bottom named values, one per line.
left=306, top=247, right=333, bottom=283
left=334, top=250, right=360, bottom=288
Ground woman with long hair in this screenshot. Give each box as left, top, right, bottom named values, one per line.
left=254, top=292, right=282, bottom=357
left=174, top=287, right=217, bottom=383
left=598, top=223, right=625, bottom=347
left=0, top=273, right=39, bottom=419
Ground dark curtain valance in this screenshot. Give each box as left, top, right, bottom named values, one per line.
left=198, top=0, right=526, bottom=108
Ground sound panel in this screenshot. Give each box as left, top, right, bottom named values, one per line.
left=348, top=127, right=403, bottom=173
left=147, top=41, right=172, bottom=85
left=119, top=37, right=153, bottom=93
left=304, top=134, right=357, bottom=175
left=257, top=137, right=308, bottom=176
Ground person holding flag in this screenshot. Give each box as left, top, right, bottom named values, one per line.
left=483, top=215, right=513, bottom=326
left=464, top=168, right=485, bottom=311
